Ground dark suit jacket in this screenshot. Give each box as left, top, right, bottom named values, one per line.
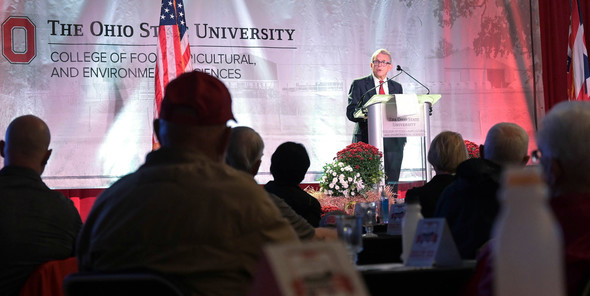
left=0, top=166, right=82, bottom=296
left=434, top=158, right=502, bottom=259
left=264, top=181, right=322, bottom=227
left=405, top=174, right=455, bottom=218
left=346, top=74, right=403, bottom=143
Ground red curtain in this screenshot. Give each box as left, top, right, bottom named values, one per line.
left=56, top=188, right=104, bottom=222
left=539, top=0, right=590, bottom=111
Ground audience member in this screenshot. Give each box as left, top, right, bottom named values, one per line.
left=76, top=72, right=298, bottom=295
left=465, top=101, right=590, bottom=296
left=226, top=126, right=337, bottom=241
left=264, top=142, right=323, bottom=227
left=405, top=131, right=468, bottom=217
left=434, top=122, right=529, bottom=259
left=0, top=115, right=82, bottom=296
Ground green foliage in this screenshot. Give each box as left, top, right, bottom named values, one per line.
left=319, top=142, right=384, bottom=197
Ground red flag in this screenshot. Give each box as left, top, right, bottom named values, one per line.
left=154, top=0, right=193, bottom=148
left=567, top=0, right=590, bottom=101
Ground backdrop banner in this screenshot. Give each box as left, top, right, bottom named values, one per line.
left=0, top=1, right=539, bottom=188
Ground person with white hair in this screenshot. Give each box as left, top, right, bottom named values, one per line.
left=226, top=126, right=336, bottom=241
left=466, top=101, right=590, bottom=296
left=536, top=101, right=590, bottom=295
left=434, top=122, right=529, bottom=259
left=346, top=48, right=406, bottom=193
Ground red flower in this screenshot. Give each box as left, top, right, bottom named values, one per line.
left=464, top=139, right=480, bottom=158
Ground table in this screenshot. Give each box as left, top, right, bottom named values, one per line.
left=358, top=261, right=476, bottom=296
left=357, top=234, right=402, bottom=265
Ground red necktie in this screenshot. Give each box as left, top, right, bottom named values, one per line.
left=379, top=80, right=385, bottom=94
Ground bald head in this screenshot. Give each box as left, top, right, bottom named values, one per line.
left=483, top=122, right=529, bottom=166
left=226, top=126, right=264, bottom=176
left=0, top=115, right=52, bottom=174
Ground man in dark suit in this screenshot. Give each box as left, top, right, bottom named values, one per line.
left=346, top=48, right=406, bottom=191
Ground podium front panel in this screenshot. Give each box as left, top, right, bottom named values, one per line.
left=366, top=98, right=434, bottom=186
left=382, top=102, right=426, bottom=138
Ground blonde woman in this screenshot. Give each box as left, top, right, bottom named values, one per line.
left=405, top=131, right=469, bottom=217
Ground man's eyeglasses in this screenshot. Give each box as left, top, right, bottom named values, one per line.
left=372, top=60, right=391, bottom=66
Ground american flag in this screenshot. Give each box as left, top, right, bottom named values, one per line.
left=154, top=0, right=193, bottom=148
left=567, top=0, right=590, bottom=101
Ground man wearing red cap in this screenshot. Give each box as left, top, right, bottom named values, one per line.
left=76, top=71, right=298, bottom=295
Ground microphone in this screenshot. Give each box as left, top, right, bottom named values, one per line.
left=355, top=72, right=402, bottom=112
left=396, top=65, right=430, bottom=94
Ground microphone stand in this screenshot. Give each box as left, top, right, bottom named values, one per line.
left=397, top=65, right=432, bottom=115
left=396, top=65, right=430, bottom=95
left=355, top=72, right=402, bottom=116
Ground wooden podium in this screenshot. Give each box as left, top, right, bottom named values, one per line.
left=354, top=94, right=442, bottom=183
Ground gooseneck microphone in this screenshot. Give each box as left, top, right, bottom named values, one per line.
left=355, top=72, right=402, bottom=112
left=396, top=65, right=430, bottom=94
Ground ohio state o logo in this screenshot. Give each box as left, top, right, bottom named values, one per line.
left=2, top=16, right=36, bottom=64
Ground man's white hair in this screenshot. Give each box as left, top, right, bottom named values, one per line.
left=370, top=48, right=392, bottom=63
left=226, top=126, right=264, bottom=173
left=483, top=122, right=529, bottom=166
left=537, top=101, right=590, bottom=190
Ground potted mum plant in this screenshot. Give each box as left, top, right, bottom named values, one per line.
left=319, top=142, right=385, bottom=197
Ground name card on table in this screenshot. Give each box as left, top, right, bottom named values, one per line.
left=251, top=241, right=369, bottom=296
left=387, top=203, right=405, bottom=235
left=405, top=218, right=461, bottom=267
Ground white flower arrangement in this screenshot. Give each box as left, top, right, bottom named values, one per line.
left=319, top=142, right=384, bottom=197
left=320, top=160, right=365, bottom=197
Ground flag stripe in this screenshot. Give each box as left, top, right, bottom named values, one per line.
left=568, top=0, right=590, bottom=101
left=154, top=0, right=193, bottom=147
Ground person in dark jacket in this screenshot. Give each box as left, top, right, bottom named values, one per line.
left=265, top=142, right=322, bottom=227
left=406, top=131, right=469, bottom=217
left=0, top=115, right=82, bottom=296
left=346, top=48, right=406, bottom=192
left=227, top=126, right=336, bottom=240
left=434, top=122, right=529, bottom=259
left=465, top=101, right=590, bottom=296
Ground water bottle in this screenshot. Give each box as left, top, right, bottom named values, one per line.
left=401, top=199, right=423, bottom=263
left=380, top=186, right=390, bottom=224
left=493, top=166, right=565, bottom=296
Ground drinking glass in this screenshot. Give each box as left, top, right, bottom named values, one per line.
left=356, top=202, right=378, bottom=238
left=335, top=215, right=363, bottom=264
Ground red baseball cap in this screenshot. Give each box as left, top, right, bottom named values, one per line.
left=159, top=71, right=235, bottom=125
